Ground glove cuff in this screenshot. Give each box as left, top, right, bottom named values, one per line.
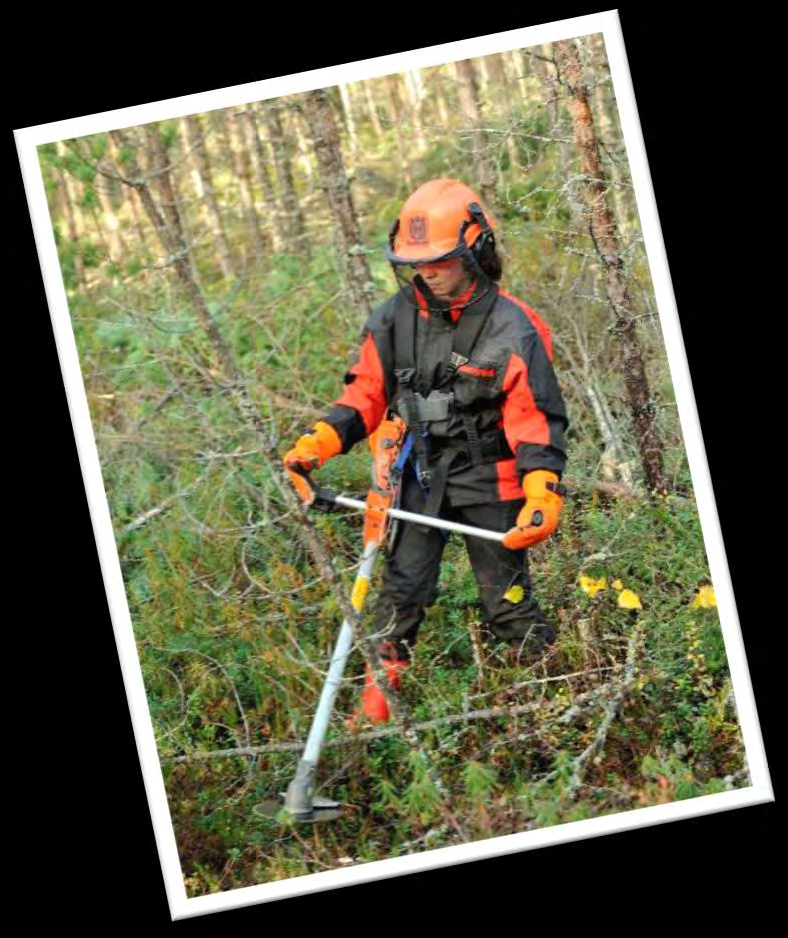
left=311, top=421, right=343, bottom=463
left=523, top=469, right=560, bottom=500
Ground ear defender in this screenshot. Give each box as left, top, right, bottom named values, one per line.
left=467, top=202, right=495, bottom=268
left=388, top=217, right=400, bottom=252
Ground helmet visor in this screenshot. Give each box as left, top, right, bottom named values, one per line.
left=388, top=253, right=467, bottom=288
left=385, top=238, right=468, bottom=267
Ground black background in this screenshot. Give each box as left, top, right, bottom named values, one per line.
left=11, top=5, right=777, bottom=929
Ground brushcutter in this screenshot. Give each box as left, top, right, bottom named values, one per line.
left=253, top=422, right=519, bottom=825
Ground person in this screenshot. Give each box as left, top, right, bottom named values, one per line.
left=283, top=178, right=568, bottom=724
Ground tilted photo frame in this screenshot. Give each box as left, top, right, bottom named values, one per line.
left=15, top=9, right=774, bottom=922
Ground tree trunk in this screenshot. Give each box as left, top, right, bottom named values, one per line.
left=127, top=180, right=151, bottom=259
left=207, top=109, right=233, bottom=166
left=180, top=114, right=235, bottom=280
left=385, top=74, right=413, bottom=191
left=87, top=199, right=112, bottom=265
left=301, top=89, right=373, bottom=322
left=429, top=66, right=451, bottom=128
left=482, top=53, right=519, bottom=179
left=338, top=83, right=359, bottom=162
left=96, top=175, right=125, bottom=263
left=404, top=69, right=428, bottom=154
left=227, top=108, right=268, bottom=265
left=533, top=45, right=585, bottom=226
left=454, top=59, right=497, bottom=209
left=507, top=50, right=530, bottom=104
left=589, top=35, right=631, bottom=245
left=481, top=53, right=509, bottom=111
left=554, top=38, right=668, bottom=495
left=531, top=45, right=560, bottom=126
left=275, top=103, right=310, bottom=188
left=262, top=102, right=308, bottom=255
left=362, top=79, right=384, bottom=139
left=143, top=125, right=196, bottom=275
left=240, top=107, right=284, bottom=254
left=107, top=133, right=151, bottom=260
left=55, top=141, right=85, bottom=285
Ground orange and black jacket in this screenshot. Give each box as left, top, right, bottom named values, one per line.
left=321, top=282, right=568, bottom=506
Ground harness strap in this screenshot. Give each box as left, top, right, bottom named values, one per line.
left=391, top=282, right=502, bottom=516
left=461, top=413, right=484, bottom=468
left=393, top=368, right=432, bottom=488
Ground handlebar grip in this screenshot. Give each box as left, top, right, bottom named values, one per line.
left=289, top=466, right=339, bottom=510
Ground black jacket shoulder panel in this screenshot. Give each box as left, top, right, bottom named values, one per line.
left=486, top=292, right=542, bottom=349
left=363, top=292, right=403, bottom=337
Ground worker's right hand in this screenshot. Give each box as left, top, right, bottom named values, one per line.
left=283, top=421, right=342, bottom=503
left=502, top=470, right=565, bottom=550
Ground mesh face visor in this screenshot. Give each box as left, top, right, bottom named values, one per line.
left=388, top=252, right=471, bottom=288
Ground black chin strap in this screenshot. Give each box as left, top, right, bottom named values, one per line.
left=405, top=271, right=494, bottom=319
left=411, top=273, right=451, bottom=317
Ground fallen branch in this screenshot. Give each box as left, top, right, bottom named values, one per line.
left=470, top=664, right=616, bottom=700
left=563, top=621, right=644, bottom=796
left=166, top=692, right=610, bottom=763
left=118, top=472, right=209, bottom=539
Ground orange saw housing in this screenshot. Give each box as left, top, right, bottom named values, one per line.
left=363, top=416, right=407, bottom=547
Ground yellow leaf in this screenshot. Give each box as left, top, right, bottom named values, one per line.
left=579, top=575, right=607, bottom=598
left=691, top=585, right=717, bottom=608
left=618, top=589, right=642, bottom=610
left=504, top=584, right=525, bottom=604
left=612, top=579, right=624, bottom=591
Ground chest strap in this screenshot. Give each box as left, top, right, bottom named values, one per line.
left=392, top=283, right=501, bottom=514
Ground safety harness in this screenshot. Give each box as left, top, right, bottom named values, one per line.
left=392, top=282, right=513, bottom=518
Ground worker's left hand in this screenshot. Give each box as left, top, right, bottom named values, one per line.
left=283, top=421, right=342, bottom=505
left=502, top=470, right=565, bottom=550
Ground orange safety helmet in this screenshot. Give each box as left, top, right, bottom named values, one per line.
left=386, top=178, right=496, bottom=269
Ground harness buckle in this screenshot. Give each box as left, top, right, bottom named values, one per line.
left=394, top=368, right=416, bottom=387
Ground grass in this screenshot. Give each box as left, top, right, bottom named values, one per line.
left=42, top=105, right=748, bottom=898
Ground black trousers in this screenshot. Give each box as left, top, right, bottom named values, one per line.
left=371, top=471, right=552, bottom=662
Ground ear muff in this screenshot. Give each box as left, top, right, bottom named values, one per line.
left=388, top=218, right=400, bottom=252
left=467, top=202, right=495, bottom=267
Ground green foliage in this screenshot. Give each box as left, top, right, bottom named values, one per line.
left=400, top=752, right=443, bottom=824
left=34, top=38, right=746, bottom=897
left=462, top=760, right=498, bottom=801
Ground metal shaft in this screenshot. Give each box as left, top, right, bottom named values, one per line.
left=301, top=538, right=379, bottom=765
left=282, top=477, right=506, bottom=816
left=332, top=495, right=505, bottom=543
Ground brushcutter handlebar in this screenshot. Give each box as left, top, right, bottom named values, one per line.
left=288, top=466, right=341, bottom=511
left=289, top=468, right=505, bottom=543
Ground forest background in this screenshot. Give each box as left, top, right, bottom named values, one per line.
left=28, top=24, right=757, bottom=904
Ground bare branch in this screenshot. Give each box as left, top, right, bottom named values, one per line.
left=563, top=621, right=644, bottom=795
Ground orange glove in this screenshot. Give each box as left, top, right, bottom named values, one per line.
left=283, top=421, right=342, bottom=503
left=502, top=469, right=565, bottom=550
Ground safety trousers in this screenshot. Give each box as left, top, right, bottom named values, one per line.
left=371, top=469, right=554, bottom=662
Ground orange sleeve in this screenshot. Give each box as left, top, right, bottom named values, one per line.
left=500, top=350, right=566, bottom=479
left=501, top=353, right=551, bottom=450
left=321, top=333, right=390, bottom=451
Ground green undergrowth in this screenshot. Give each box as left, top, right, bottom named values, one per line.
left=44, top=103, right=747, bottom=899
left=64, top=204, right=746, bottom=900
left=138, top=483, right=746, bottom=897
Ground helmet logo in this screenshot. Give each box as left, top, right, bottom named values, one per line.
left=407, top=215, right=429, bottom=244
